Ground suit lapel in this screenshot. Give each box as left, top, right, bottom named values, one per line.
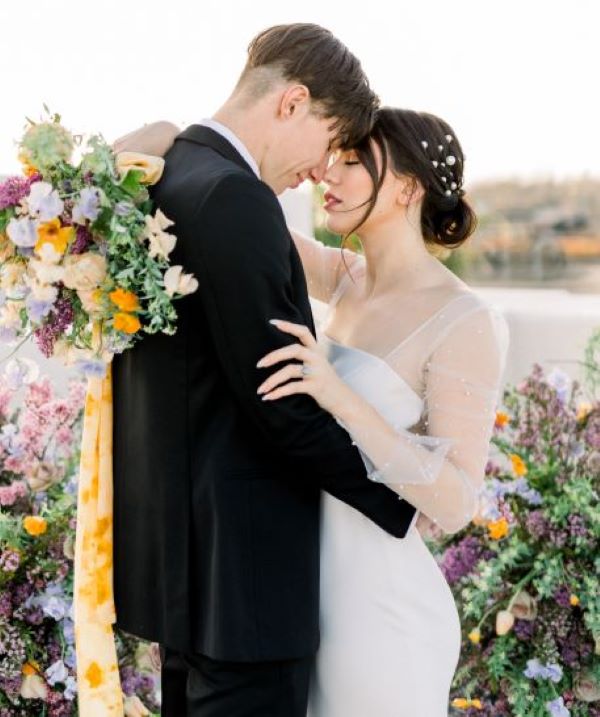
left=175, top=125, right=257, bottom=178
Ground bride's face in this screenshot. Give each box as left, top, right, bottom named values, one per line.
left=322, top=142, right=404, bottom=236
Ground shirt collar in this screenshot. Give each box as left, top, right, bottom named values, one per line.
left=199, top=118, right=261, bottom=179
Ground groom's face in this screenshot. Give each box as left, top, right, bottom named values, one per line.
left=262, top=96, right=340, bottom=195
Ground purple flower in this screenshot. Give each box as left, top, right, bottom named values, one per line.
left=69, top=224, right=92, bottom=254
left=72, top=187, right=101, bottom=224
left=6, top=216, right=38, bottom=247
left=75, top=359, right=107, bottom=378
left=546, top=697, right=570, bottom=717
left=0, top=550, right=20, bottom=573
left=440, top=535, right=483, bottom=585
left=546, top=368, right=571, bottom=404
left=524, top=658, right=563, bottom=683
left=45, top=659, right=68, bottom=686
left=526, top=510, right=550, bottom=539
left=0, top=174, right=38, bottom=210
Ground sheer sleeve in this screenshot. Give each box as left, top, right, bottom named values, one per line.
left=288, top=228, right=361, bottom=303
left=112, top=121, right=180, bottom=156
left=336, top=303, right=509, bottom=534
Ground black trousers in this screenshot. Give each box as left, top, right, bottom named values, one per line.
left=159, top=645, right=312, bottom=717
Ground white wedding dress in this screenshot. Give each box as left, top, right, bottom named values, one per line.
left=302, top=253, right=509, bottom=717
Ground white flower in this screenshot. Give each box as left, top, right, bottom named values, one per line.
left=148, top=230, right=176, bottom=260
left=4, top=357, right=39, bottom=390
left=29, top=258, right=65, bottom=284
left=6, top=216, right=38, bottom=248
left=0, top=261, right=27, bottom=290
left=26, top=181, right=64, bottom=221
left=163, top=265, right=198, bottom=298
left=124, top=694, right=151, bottom=716
left=20, top=674, right=48, bottom=700
left=144, top=210, right=176, bottom=260
left=146, top=208, right=174, bottom=234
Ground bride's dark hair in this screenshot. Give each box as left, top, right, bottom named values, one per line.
left=344, top=107, right=477, bottom=251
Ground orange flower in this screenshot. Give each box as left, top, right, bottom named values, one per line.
left=113, top=312, right=141, bottom=334
left=23, top=516, right=47, bottom=536
left=21, top=662, right=39, bottom=676
left=510, top=453, right=528, bottom=476
left=35, top=219, right=73, bottom=260
left=495, top=411, right=510, bottom=429
left=109, top=287, right=140, bottom=312
left=570, top=594, right=580, bottom=606
left=487, top=517, right=509, bottom=540
left=18, top=150, right=38, bottom=177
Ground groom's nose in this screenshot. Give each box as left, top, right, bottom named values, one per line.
left=307, top=153, right=331, bottom=184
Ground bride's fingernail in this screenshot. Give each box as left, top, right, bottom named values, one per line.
left=269, top=319, right=281, bottom=325
left=256, top=360, right=264, bottom=368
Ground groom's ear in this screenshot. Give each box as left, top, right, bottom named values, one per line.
left=278, top=84, right=311, bottom=120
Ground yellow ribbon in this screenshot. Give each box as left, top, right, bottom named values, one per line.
left=73, top=322, right=124, bottom=715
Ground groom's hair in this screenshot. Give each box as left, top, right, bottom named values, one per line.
left=236, top=23, right=379, bottom=149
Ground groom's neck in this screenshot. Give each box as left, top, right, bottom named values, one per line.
left=212, top=102, right=268, bottom=174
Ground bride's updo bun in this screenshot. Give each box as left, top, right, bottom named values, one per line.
left=353, top=108, right=477, bottom=250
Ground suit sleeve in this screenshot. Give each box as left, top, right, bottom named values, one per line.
left=183, top=172, right=417, bottom=537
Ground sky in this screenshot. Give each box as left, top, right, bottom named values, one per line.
left=1, top=0, right=598, bottom=184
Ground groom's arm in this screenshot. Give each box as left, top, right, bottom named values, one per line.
left=185, top=172, right=416, bottom=538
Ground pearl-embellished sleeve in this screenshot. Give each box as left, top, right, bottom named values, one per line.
left=337, top=304, right=509, bottom=534
left=288, top=228, right=360, bottom=303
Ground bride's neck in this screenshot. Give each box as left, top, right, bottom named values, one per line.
left=357, top=216, right=442, bottom=299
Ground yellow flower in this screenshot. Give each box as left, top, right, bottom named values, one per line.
left=452, top=697, right=483, bottom=710
left=109, top=287, right=140, bottom=312
left=487, top=517, right=509, bottom=540
left=468, top=628, right=481, bottom=644
left=116, top=152, right=165, bottom=185
left=23, top=516, right=47, bottom=536
left=510, top=453, right=527, bottom=476
left=577, top=402, right=592, bottom=422
left=452, top=698, right=469, bottom=709
left=114, top=312, right=141, bottom=334
left=495, top=411, right=510, bottom=429
left=35, top=219, right=73, bottom=262
left=570, top=594, right=580, bottom=606
left=21, top=662, right=39, bottom=676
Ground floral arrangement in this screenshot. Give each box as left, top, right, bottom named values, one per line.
left=0, top=360, right=159, bottom=716
left=432, top=364, right=599, bottom=717
left=0, top=110, right=197, bottom=375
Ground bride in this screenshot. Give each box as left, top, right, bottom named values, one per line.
left=115, top=107, right=509, bottom=716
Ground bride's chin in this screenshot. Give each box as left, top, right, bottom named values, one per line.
left=325, top=216, right=353, bottom=236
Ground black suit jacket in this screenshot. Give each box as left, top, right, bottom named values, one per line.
left=112, top=125, right=417, bottom=660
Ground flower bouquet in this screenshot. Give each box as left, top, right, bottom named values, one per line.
left=0, top=109, right=197, bottom=373
left=0, top=110, right=198, bottom=715
left=432, top=365, right=599, bottom=717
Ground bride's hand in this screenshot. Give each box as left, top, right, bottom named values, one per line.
left=256, top=319, right=355, bottom=416
left=111, top=121, right=180, bottom=156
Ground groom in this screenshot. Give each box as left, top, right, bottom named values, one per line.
left=112, top=23, right=417, bottom=716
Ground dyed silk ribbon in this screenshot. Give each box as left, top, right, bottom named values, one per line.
left=73, top=322, right=124, bottom=714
